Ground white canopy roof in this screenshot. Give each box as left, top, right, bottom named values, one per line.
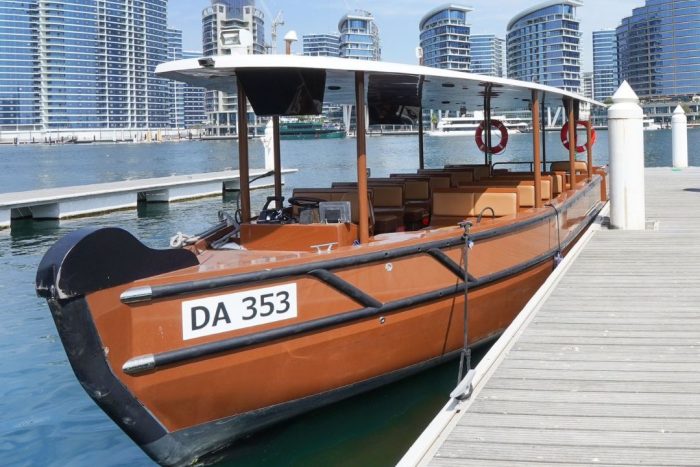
left=156, top=54, right=601, bottom=114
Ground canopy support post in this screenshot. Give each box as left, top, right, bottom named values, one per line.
left=273, top=115, right=282, bottom=209
left=355, top=71, right=370, bottom=244
left=483, top=84, right=492, bottom=169
left=586, top=117, right=593, bottom=182
left=418, top=109, right=425, bottom=170
left=237, top=77, right=251, bottom=222
left=541, top=95, right=547, bottom=171
left=567, top=98, right=576, bottom=190
left=532, top=90, right=542, bottom=208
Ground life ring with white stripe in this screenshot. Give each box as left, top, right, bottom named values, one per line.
left=475, top=119, right=509, bottom=154
left=560, top=121, right=596, bottom=154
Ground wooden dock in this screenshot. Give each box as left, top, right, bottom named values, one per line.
left=401, top=167, right=700, bottom=466
left=0, top=168, right=296, bottom=230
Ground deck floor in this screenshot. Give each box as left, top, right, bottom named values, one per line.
left=424, top=167, right=700, bottom=466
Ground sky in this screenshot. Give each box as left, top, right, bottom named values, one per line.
left=167, top=0, right=646, bottom=72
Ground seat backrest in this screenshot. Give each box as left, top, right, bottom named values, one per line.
left=431, top=187, right=519, bottom=220
left=403, top=179, right=430, bottom=201
left=369, top=184, right=404, bottom=208
left=418, top=168, right=475, bottom=187
left=444, top=164, right=491, bottom=180
left=471, top=187, right=519, bottom=217
left=550, top=161, right=587, bottom=174
left=432, top=190, right=474, bottom=218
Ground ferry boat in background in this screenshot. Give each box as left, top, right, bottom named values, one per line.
left=428, top=111, right=529, bottom=136
left=36, top=53, right=606, bottom=466
left=643, top=118, right=661, bottom=131
left=280, top=120, right=345, bottom=139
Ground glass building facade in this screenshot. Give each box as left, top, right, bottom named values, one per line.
left=0, top=0, right=170, bottom=131
left=339, top=10, right=380, bottom=61
left=470, top=34, right=505, bottom=77
left=506, top=1, right=583, bottom=92
left=0, top=1, right=40, bottom=130
left=202, top=0, right=265, bottom=135
left=303, top=34, right=341, bottom=57
left=167, top=28, right=185, bottom=129
left=617, top=0, right=700, bottom=99
left=419, top=5, right=472, bottom=71
left=592, top=29, right=619, bottom=101
left=182, top=50, right=207, bottom=129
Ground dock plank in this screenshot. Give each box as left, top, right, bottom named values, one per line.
left=404, top=168, right=700, bottom=467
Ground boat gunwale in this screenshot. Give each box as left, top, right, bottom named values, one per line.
left=121, top=178, right=603, bottom=375
left=124, top=175, right=601, bottom=305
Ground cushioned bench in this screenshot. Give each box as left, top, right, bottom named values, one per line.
left=430, top=187, right=519, bottom=227
left=550, top=160, right=588, bottom=174
left=444, top=164, right=491, bottom=180
left=485, top=175, right=554, bottom=203
left=418, top=168, right=475, bottom=186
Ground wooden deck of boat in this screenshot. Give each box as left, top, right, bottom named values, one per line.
left=402, top=167, right=700, bottom=466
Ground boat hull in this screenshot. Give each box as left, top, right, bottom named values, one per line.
left=39, top=177, right=603, bottom=466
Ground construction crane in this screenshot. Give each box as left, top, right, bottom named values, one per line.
left=269, top=11, right=284, bottom=54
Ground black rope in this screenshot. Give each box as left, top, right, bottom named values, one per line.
left=547, top=203, right=563, bottom=266
left=457, top=221, right=473, bottom=383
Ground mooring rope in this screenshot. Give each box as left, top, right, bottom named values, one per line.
left=457, top=221, right=473, bottom=383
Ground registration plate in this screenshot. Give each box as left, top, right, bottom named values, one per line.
left=181, top=283, right=298, bottom=340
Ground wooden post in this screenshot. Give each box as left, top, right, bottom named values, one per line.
left=355, top=71, right=370, bottom=244
left=418, top=108, right=425, bottom=169
left=272, top=115, right=283, bottom=209
left=567, top=98, right=576, bottom=190
left=237, top=77, right=251, bottom=222
left=532, top=90, right=542, bottom=208
left=586, top=118, right=593, bottom=182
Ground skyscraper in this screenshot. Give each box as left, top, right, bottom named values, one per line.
left=202, top=0, right=265, bottom=136
left=617, top=0, right=700, bottom=99
left=592, top=30, right=618, bottom=101
left=339, top=10, right=380, bottom=61
left=506, top=1, right=583, bottom=92
left=0, top=0, right=170, bottom=132
left=419, top=5, right=472, bottom=71
left=303, top=34, right=341, bottom=57
left=0, top=1, right=40, bottom=131
left=167, top=28, right=185, bottom=129
left=470, top=35, right=505, bottom=77
left=582, top=72, right=594, bottom=99
left=182, top=51, right=207, bottom=130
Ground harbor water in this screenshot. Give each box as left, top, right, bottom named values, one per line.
left=1, top=129, right=699, bottom=466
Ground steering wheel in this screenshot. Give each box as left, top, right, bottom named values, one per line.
left=288, top=196, right=325, bottom=209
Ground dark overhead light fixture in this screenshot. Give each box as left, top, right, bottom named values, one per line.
left=442, top=100, right=450, bottom=104
left=327, top=85, right=341, bottom=91
left=442, top=83, right=455, bottom=88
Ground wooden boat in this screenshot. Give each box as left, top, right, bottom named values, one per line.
left=36, top=54, right=606, bottom=466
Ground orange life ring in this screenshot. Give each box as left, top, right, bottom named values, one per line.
left=560, top=121, right=596, bottom=154
left=475, top=119, right=509, bottom=154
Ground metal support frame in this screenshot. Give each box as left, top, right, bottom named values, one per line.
left=567, top=98, right=577, bottom=190
left=272, top=115, right=282, bottom=209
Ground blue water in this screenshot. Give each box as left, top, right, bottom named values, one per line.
left=1, top=129, right=698, bottom=466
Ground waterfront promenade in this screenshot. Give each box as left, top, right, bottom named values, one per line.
left=402, top=167, right=700, bottom=465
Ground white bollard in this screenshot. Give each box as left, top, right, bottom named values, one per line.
left=608, top=81, right=646, bottom=230
left=672, top=105, right=688, bottom=169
